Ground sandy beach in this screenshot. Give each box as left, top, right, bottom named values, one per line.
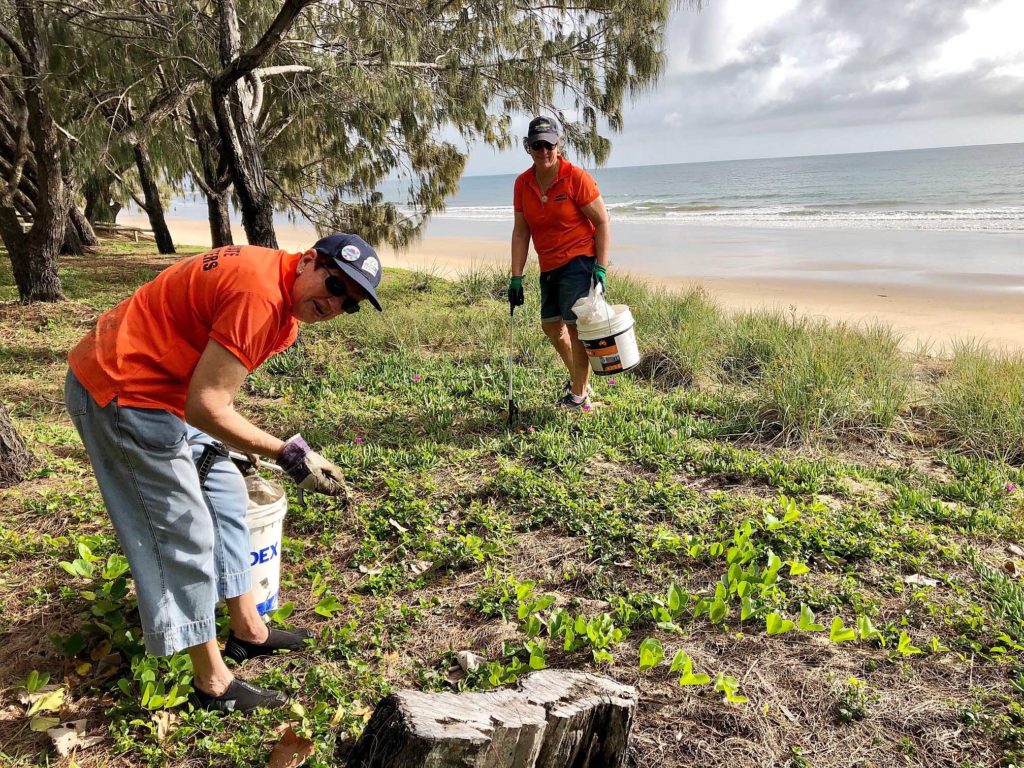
left=120, top=213, right=1023, bottom=353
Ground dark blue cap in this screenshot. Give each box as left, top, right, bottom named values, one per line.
left=312, top=233, right=383, bottom=311
left=527, top=116, right=560, bottom=144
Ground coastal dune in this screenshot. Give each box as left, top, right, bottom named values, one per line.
left=120, top=213, right=1023, bottom=353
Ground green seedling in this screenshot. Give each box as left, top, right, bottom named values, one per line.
left=830, top=616, right=857, bottom=643
left=23, top=670, right=49, bottom=694
left=270, top=601, right=296, bottom=624
left=638, top=637, right=665, bottom=671
left=59, top=541, right=102, bottom=579
left=928, top=636, right=950, bottom=653
left=857, top=615, right=884, bottom=646
left=798, top=605, right=825, bottom=631
left=26, top=686, right=64, bottom=716
left=764, top=496, right=801, bottom=529
left=314, top=594, right=345, bottom=618
left=788, top=560, right=810, bottom=576
left=835, top=676, right=869, bottom=724
left=713, top=672, right=748, bottom=704
left=671, top=651, right=711, bottom=686
left=527, top=640, right=548, bottom=670
left=766, top=612, right=795, bottom=636
left=896, top=631, right=922, bottom=656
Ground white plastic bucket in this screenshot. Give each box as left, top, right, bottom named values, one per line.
left=244, top=475, right=287, bottom=618
left=576, top=304, right=640, bottom=375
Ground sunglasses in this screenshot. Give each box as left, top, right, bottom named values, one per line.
left=530, top=140, right=555, bottom=151
left=324, top=274, right=361, bottom=314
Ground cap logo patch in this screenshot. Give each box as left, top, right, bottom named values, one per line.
left=362, top=256, right=380, bottom=277
left=341, top=244, right=361, bottom=261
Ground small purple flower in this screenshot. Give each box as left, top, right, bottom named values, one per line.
left=354, top=437, right=364, bottom=444
left=412, top=374, right=421, bottom=383
left=608, top=378, right=616, bottom=385
left=527, top=426, right=536, bottom=433
left=1007, top=482, right=1018, bottom=493
left=582, top=404, right=592, bottom=412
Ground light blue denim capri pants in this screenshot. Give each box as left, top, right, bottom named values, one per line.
left=64, top=368, right=251, bottom=656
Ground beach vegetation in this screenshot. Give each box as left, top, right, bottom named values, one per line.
left=932, top=342, right=1024, bottom=464
left=2, top=245, right=1024, bottom=766
left=733, top=319, right=911, bottom=442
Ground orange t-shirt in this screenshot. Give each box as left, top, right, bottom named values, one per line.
left=513, top=158, right=600, bottom=272
left=68, top=245, right=301, bottom=419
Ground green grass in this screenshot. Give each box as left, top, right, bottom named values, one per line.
left=1, top=245, right=1024, bottom=767
left=933, top=342, right=1024, bottom=463
left=733, top=319, right=911, bottom=442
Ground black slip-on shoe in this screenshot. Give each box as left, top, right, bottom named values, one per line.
left=224, top=627, right=315, bottom=664
left=189, top=678, right=289, bottom=713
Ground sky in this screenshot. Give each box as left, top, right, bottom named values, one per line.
left=463, top=0, right=1024, bottom=175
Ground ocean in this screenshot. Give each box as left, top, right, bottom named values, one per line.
left=420, top=142, right=1024, bottom=289
left=435, top=142, right=1024, bottom=232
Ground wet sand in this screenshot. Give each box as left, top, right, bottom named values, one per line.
left=120, top=214, right=1024, bottom=353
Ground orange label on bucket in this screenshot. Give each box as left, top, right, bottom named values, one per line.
left=586, top=343, right=619, bottom=357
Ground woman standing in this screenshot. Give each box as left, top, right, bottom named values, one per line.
left=509, top=116, right=610, bottom=408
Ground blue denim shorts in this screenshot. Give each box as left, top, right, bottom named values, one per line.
left=539, top=256, right=595, bottom=325
left=64, top=368, right=251, bottom=656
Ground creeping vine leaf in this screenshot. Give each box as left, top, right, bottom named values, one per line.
left=766, top=612, right=795, bottom=636
left=896, top=631, right=922, bottom=656
left=798, top=604, right=825, bottom=632
left=638, top=637, right=665, bottom=671
left=830, top=616, right=857, bottom=643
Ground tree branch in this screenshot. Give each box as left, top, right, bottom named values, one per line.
left=103, top=162, right=147, bottom=212
left=212, top=0, right=317, bottom=92
left=0, top=22, right=30, bottom=67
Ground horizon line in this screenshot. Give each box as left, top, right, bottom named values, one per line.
left=462, top=139, right=1024, bottom=179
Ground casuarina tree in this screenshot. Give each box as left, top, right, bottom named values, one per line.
left=66, top=0, right=685, bottom=248
left=215, top=0, right=686, bottom=247
left=0, top=0, right=73, bottom=302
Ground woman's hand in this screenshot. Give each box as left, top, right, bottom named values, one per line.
left=508, top=275, right=525, bottom=311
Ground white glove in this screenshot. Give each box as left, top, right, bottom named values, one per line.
left=278, top=434, right=350, bottom=499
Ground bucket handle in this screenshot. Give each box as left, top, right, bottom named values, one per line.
left=595, top=282, right=616, bottom=339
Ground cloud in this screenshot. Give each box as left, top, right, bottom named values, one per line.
left=460, top=0, right=1024, bottom=173
left=619, top=0, right=1024, bottom=163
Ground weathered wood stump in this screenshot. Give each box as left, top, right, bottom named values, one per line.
left=346, top=670, right=636, bottom=768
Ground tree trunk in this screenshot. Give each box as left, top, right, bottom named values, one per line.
left=206, top=189, right=233, bottom=247
left=83, top=172, right=119, bottom=225
left=210, top=0, right=314, bottom=249
left=0, top=2, right=71, bottom=302
left=61, top=215, right=83, bottom=255
left=3, top=227, right=64, bottom=300
left=186, top=101, right=234, bottom=247
left=211, top=83, right=276, bottom=247
left=61, top=205, right=98, bottom=255
left=133, top=141, right=175, bottom=254
left=347, top=670, right=637, bottom=768
left=69, top=205, right=98, bottom=246
left=0, top=403, right=33, bottom=487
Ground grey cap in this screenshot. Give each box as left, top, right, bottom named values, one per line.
left=526, top=116, right=560, bottom=144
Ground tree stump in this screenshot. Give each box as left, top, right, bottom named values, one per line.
left=346, top=670, right=637, bottom=768
left=0, top=403, right=34, bottom=487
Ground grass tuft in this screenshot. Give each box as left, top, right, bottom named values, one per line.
left=731, top=320, right=910, bottom=442
left=455, top=262, right=509, bottom=305
left=932, top=343, right=1024, bottom=463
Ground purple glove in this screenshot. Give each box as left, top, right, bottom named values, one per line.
left=278, top=434, right=349, bottom=498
